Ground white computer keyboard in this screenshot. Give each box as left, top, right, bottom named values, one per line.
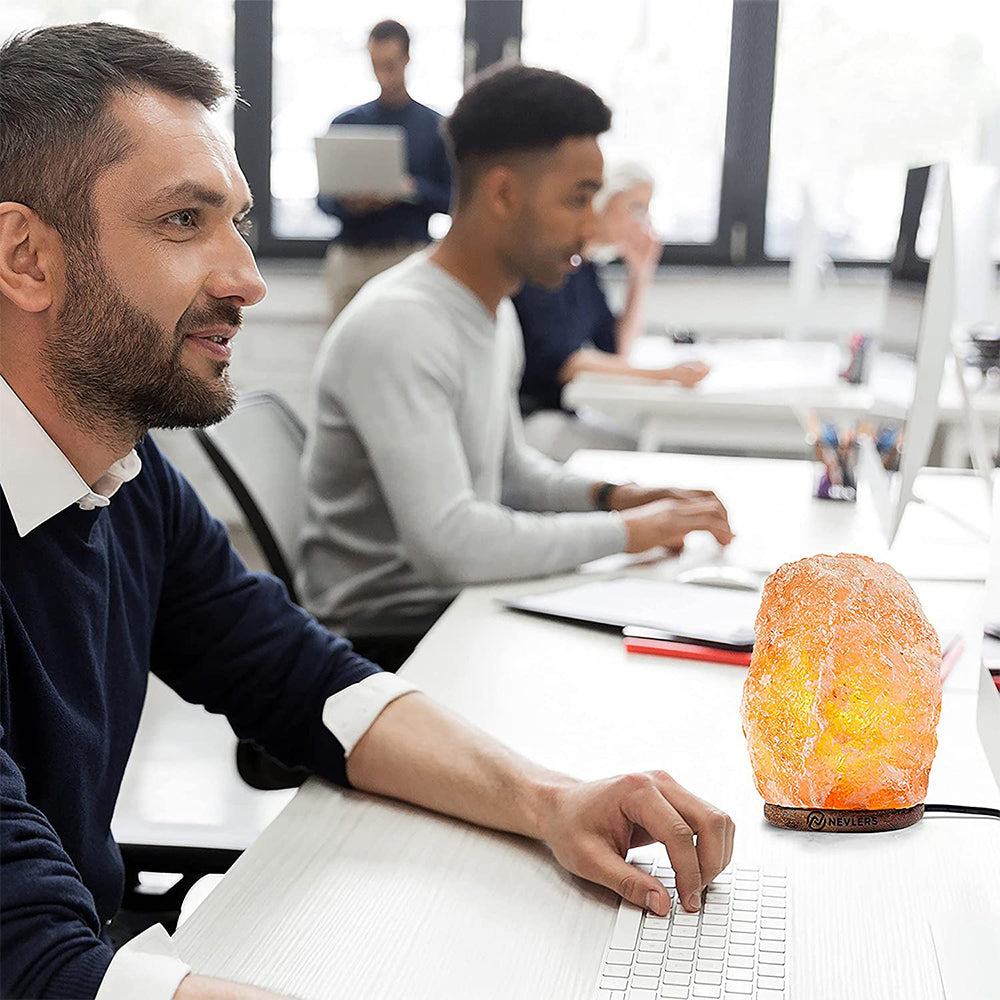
left=594, top=852, right=788, bottom=999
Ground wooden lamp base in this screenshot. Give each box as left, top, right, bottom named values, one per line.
left=763, top=802, right=924, bottom=833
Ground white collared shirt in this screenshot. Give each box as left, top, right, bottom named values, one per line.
left=0, top=376, right=417, bottom=998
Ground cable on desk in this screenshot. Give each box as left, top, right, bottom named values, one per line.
left=923, top=803, right=1000, bottom=820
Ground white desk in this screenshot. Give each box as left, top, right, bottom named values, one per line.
left=171, top=455, right=999, bottom=999
left=564, top=338, right=1000, bottom=463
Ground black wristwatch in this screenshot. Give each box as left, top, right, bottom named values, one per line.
left=594, top=481, right=619, bottom=511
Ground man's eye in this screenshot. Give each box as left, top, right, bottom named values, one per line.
left=236, top=216, right=254, bottom=237
left=166, top=209, right=199, bottom=228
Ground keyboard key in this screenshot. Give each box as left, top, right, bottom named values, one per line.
left=700, top=925, right=727, bottom=938
left=668, top=936, right=696, bottom=950
left=692, top=986, right=721, bottom=998
left=663, top=971, right=693, bottom=986
left=722, top=983, right=752, bottom=996
left=630, top=974, right=660, bottom=990
left=727, top=943, right=754, bottom=957
left=609, top=901, right=644, bottom=951
left=668, top=947, right=695, bottom=961
left=702, top=913, right=728, bottom=926
left=696, top=959, right=723, bottom=973
left=605, top=949, right=634, bottom=965
left=758, top=953, right=785, bottom=967
left=600, top=975, right=628, bottom=990
left=726, top=968, right=753, bottom=982
left=704, top=903, right=729, bottom=915
left=729, top=932, right=755, bottom=945
left=760, top=928, right=785, bottom=941
left=655, top=865, right=674, bottom=877
left=603, top=964, right=630, bottom=979
left=758, top=992, right=785, bottom=1000
left=697, top=946, right=725, bottom=961
left=761, top=887, right=786, bottom=898
left=665, top=960, right=694, bottom=974
left=639, top=939, right=667, bottom=955
left=673, top=912, right=700, bottom=926
left=760, top=940, right=785, bottom=953
left=761, top=919, right=785, bottom=930
left=635, top=962, right=663, bottom=978
left=732, top=900, right=757, bottom=912
left=695, top=972, right=723, bottom=985
left=760, top=906, right=785, bottom=919
left=660, top=987, right=690, bottom=999
left=642, top=928, right=669, bottom=941
left=727, top=955, right=753, bottom=969
left=672, top=925, right=698, bottom=938
left=758, top=976, right=785, bottom=990
left=645, top=916, right=673, bottom=930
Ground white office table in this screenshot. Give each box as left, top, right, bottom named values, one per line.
left=171, top=455, right=999, bottom=999
left=563, top=338, right=1000, bottom=462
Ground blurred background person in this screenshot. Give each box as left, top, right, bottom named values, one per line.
left=514, top=162, right=709, bottom=461
left=317, top=19, right=451, bottom=323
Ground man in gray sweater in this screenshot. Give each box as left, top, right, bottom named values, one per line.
left=301, top=66, right=732, bottom=637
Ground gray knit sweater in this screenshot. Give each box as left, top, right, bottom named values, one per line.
left=299, top=251, right=627, bottom=627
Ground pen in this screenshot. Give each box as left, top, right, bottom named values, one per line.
left=624, top=637, right=752, bottom=667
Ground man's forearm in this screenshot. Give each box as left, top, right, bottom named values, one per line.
left=344, top=691, right=737, bottom=918
left=614, top=270, right=652, bottom=358
left=345, top=692, right=576, bottom=841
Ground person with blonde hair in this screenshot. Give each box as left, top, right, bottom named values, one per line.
left=514, top=161, right=709, bottom=460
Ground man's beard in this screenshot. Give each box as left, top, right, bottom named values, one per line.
left=43, top=240, right=239, bottom=443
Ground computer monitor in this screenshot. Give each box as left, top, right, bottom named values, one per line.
left=859, top=164, right=956, bottom=546
left=978, top=475, right=1000, bottom=793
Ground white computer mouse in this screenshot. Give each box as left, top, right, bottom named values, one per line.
left=675, top=565, right=763, bottom=591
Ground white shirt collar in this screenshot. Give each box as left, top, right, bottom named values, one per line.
left=0, top=376, right=142, bottom=538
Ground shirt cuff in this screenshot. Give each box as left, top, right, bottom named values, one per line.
left=95, top=924, right=189, bottom=1000
left=322, top=671, right=420, bottom=756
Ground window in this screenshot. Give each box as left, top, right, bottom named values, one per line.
left=766, top=0, right=1000, bottom=261
left=521, top=0, right=733, bottom=245
left=269, top=0, right=465, bottom=239
left=11, top=0, right=234, bottom=100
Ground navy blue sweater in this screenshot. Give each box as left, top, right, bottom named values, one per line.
left=317, top=97, right=452, bottom=247
left=0, top=437, right=381, bottom=998
left=513, top=262, right=617, bottom=415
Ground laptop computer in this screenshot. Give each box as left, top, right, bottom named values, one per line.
left=314, top=125, right=408, bottom=198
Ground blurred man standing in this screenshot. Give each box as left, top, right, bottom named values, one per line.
left=318, top=20, right=452, bottom=322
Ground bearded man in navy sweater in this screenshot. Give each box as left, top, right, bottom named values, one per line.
left=0, top=23, right=734, bottom=1000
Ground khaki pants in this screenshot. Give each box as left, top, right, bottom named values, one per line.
left=323, top=241, right=427, bottom=325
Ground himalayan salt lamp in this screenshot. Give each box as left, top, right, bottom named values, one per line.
left=741, top=552, right=942, bottom=833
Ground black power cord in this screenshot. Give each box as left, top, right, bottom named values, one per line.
left=924, top=803, right=1000, bottom=820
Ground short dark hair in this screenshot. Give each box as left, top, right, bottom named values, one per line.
left=444, top=65, right=611, bottom=204
left=368, top=19, right=409, bottom=56
left=0, top=22, right=231, bottom=245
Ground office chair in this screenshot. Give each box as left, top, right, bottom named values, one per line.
left=194, top=391, right=440, bottom=789
left=194, top=391, right=313, bottom=790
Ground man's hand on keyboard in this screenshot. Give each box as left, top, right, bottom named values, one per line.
left=539, top=770, right=735, bottom=917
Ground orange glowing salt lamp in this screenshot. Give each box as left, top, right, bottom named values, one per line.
left=741, top=552, right=942, bottom=832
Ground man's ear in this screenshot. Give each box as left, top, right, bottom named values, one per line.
left=478, top=164, right=524, bottom=223
left=0, top=203, right=62, bottom=313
